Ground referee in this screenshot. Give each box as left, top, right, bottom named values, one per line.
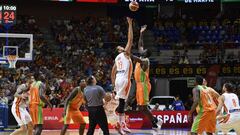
left=84, top=76, right=110, bottom=135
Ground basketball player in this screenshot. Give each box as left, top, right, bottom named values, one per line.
left=105, top=91, right=119, bottom=125
left=131, top=25, right=162, bottom=129
left=188, top=76, right=219, bottom=135
left=98, top=91, right=119, bottom=135
left=202, top=78, right=219, bottom=107
left=111, top=17, right=133, bottom=135
left=216, top=83, right=240, bottom=134
left=29, top=73, right=52, bottom=135
left=60, top=79, right=87, bottom=135
left=11, top=77, right=33, bottom=135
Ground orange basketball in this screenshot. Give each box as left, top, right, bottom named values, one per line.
left=129, top=1, right=139, bottom=12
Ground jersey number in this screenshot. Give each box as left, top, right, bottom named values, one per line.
left=118, top=60, right=123, bottom=70
left=232, top=99, right=237, bottom=107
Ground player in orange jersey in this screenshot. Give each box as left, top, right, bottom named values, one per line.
left=188, top=76, right=219, bottom=135
left=60, top=79, right=87, bottom=135
left=29, top=73, right=52, bottom=135
left=131, top=25, right=162, bottom=129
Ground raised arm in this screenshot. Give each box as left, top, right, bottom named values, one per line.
left=111, top=63, right=117, bottom=87
left=131, top=54, right=143, bottom=64
left=138, top=25, right=147, bottom=53
left=125, top=17, right=133, bottom=56
left=131, top=54, right=149, bottom=72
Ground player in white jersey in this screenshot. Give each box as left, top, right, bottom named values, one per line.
left=99, top=91, right=119, bottom=135
left=111, top=17, right=133, bottom=135
left=11, top=78, right=33, bottom=135
left=216, top=83, right=240, bottom=135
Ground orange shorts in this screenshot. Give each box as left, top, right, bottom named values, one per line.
left=64, top=109, right=85, bottom=125
left=29, top=104, right=43, bottom=125
left=136, top=82, right=151, bottom=106
left=191, top=110, right=216, bottom=134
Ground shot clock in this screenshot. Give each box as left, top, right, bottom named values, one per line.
left=0, top=5, right=17, bottom=25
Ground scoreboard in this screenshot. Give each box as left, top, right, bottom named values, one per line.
left=121, top=0, right=176, bottom=4
left=76, top=0, right=118, bottom=3
left=0, top=5, right=17, bottom=25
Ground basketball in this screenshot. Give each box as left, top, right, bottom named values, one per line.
left=129, top=1, right=139, bottom=12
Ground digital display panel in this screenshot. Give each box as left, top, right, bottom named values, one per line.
left=0, top=5, right=17, bottom=25
left=120, top=0, right=176, bottom=4
left=76, top=0, right=118, bottom=3
left=50, top=0, right=73, bottom=1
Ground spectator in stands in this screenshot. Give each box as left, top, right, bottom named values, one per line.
left=152, top=103, right=160, bottom=111
left=171, top=95, right=185, bottom=111
left=163, top=104, right=172, bottom=111
left=0, top=89, right=8, bottom=105
left=50, top=93, right=61, bottom=108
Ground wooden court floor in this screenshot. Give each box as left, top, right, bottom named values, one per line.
left=0, top=129, right=237, bottom=135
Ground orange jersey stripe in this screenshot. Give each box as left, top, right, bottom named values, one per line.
left=15, top=98, right=22, bottom=119
left=134, top=61, right=150, bottom=83
left=125, top=59, right=132, bottom=95
left=29, top=82, right=42, bottom=105
left=68, top=90, right=84, bottom=110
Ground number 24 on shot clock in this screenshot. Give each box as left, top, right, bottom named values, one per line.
left=0, top=5, right=17, bottom=25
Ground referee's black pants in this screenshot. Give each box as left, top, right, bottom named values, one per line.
left=87, top=105, right=109, bottom=135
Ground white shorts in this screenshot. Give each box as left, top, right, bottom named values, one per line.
left=115, top=77, right=131, bottom=100
left=217, top=112, right=240, bottom=133
left=11, top=104, right=32, bottom=126
left=106, top=112, right=118, bottom=125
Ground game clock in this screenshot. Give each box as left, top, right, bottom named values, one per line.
left=76, top=0, right=118, bottom=3
left=0, top=5, right=17, bottom=25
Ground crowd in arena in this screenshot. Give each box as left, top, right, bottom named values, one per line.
left=1, top=15, right=240, bottom=110
left=153, top=18, right=240, bottom=64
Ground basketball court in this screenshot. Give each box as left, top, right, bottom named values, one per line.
left=0, top=129, right=238, bottom=135
left=0, top=129, right=190, bottom=135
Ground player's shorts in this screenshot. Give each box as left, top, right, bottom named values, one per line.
left=136, top=82, right=151, bottom=106
left=64, top=109, right=85, bottom=125
left=115, top=77, right=131, bottom=100
left=29, top=104, right=44, bottom=125
left=217, top=112, right=240, bottom=133
left=191, top=110, right=216, bottom=134
left=11, top=104, right=32, bottom=126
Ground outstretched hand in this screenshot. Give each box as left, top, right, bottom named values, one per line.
left=140, top=25, right=147, bottom=33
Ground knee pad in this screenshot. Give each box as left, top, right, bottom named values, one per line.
left=117, top=98, right=125, bottom=113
